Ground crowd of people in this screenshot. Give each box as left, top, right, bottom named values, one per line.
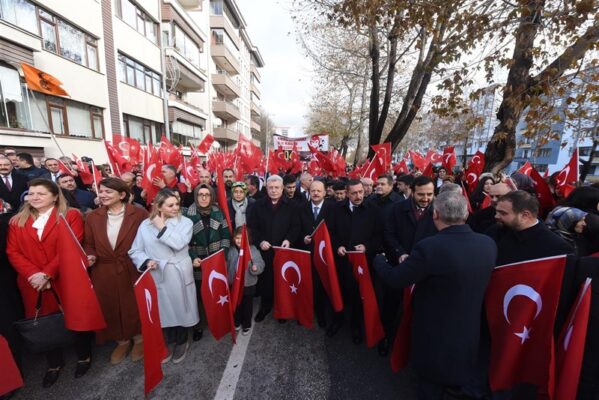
left=1, top=147, right=599, bottom=400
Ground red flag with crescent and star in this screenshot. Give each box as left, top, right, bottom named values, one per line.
left=57, top=215, right=107, bottom=331
left=393, top=159, right=410, bottom=175
left=555, top=149, right=579, bottom=197
left=485, top=255, right=566, bottom=395
left=141, top=149, right=163, bottom=206
left=554, top=278, right=592, bottom=400
left=362, top=144, right=390, bottom=181
left=346, top=251, right=385, bottom=348
left=409, top=151, right=426, bottom=171
left=442, top=146, right=456, bottom=173
left=311, top=221, right=343, bottom=312
left=231, top=225, right=251, bottom=309
left=201, top=250, right=236, bottom=341
left=517, top=161, right=533, bottom=176
left=134, top=270, right=167, bottom=396
left=273, top=247, right=313, bottom=328
left=197, top=134, right=215, bottom=154
left=390, top=285, right=414, bottom=373
left=0, top=335, right=23, bottom=396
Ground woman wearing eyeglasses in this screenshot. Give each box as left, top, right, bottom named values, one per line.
left=183, top=184, right=230, bottom=341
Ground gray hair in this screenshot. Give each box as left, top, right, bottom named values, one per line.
left=433, top=191, right=469, bottom=224
left=438, top=182, right=462, bottom=194
left=266, top=175, right=283, bottom=185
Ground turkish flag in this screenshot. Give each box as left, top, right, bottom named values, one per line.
left=517, top=161, right=533, bottom=176
left=141, top=149, right=163, bottom=206
left=393, top=159, right=409, bottom=175
left=421, top=162, right=434, bottom=178
left=362, top=146, right=388, bottom=181
left=231, top=225, right=251, bottom=309
left=215, top=164, right=233, bottom=236
left=197, top=134, right=215, bottom=154
left=113, top=133, right=141, bottom=165
left=409, top=151, right=426, bottom=171
left=201, top=250, right=236, bottom=341
left=442, top=146, right=456, bottom=173
left=21, top=62, right=68, bottom=96
left=555, top=149, right=579, bottom=192
left=134, top=270, right=167, bottom=396
left=464, top=151, right=485, bottom=193
left=485, top=255, right=566, bottom=395
left=346, top=251, right=385, bottom=348
left=391, top=285, right=414, bottom=373
left=0, top=336, right=23, bottom=396
left=371, top=143, right=392, bottom=167
left=460, top=182, right=473, bottom=214
left=181, top=158, right=199, bottom=189
left=480, top=193, right=492, bottom=210
left=425, top=149, right=443, bottom=164
left=57, top=159, right=74, bottom=177
left=57, top=215, right=107, bottom=331
left=311, top=221, right=343, bottom=312
left=158, top=135, right=183, bottom=169
left=530, top=167, right=556, bottom=214
left=235, top=135, right=264, bottom=179
left=72, top=154, right=94, bottom=185
left=90, top=161, right=104, bottom=193
left=273, top=247, right=314, bottom=328
left=554, top=278, right=592, bottom=400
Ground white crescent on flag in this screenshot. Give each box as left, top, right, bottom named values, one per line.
left=318, top=241, right=327, bottom=265
left=503, top=284, right=543, bottom=325
left=281, top=261, right=302, bottom=286
left=144, top=288, right=154, bottom=324
left=208, top=270, right=229, bottom=296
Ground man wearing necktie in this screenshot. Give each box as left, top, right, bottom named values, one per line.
left=44, top=158, right=61, bottom=183
left=0, top=156, right=28, bottom=212
left=299, top=180, right=335, bottom=328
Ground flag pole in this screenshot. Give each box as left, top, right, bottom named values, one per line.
left=28, top=89, right=67, bottom=157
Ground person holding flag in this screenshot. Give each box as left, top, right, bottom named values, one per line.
left=374, top=191, right=497, bottom=399
left=226, top=226, right=264, bottom=335
left=84, top=178, right=148, bottom=365
left=6, top=179, right=92, bottom=388
left=183, top=184, right=231, bottom=341
left=128, top=189, right=198, bottom=364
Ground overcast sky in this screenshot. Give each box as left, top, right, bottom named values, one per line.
left=237, top=0, right=313, bottom=137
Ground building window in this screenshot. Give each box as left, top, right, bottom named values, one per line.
left=210, top=0, right=224, bottom=15
left=117, top=0, right=157, bottom=44
left=173, top=24, right=200, bottom=68
left=0, top=65, right=35, bottom=129
left=118, top=53, right=162, bottom=96
left=91, top=109, right=104, bottom=138
left=0, top=0, right=38, bottom=34
left=535, top=148, right=551, bottom=158
left=37, top=8, right=99, bottom=70
left=48, top=99, right=67, bottom=134
left=123, top=114, right=163, bottom=144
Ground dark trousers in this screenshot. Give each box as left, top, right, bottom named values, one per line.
left=234, top=286, right=256, bottom=329
left=379, top=282, right=403, bottom=340
left=194, top=279, right=207, bottom=331
left=163, top=326, right=188, bottom=346
left=332, top=262, right=362, bottom=331
left=313, top=266, right=328, bottom=323
left=257, top=251, right=274, bottom=311
left=417, top=376, right=445, bottom=400
left=46, top=331, right=93, bottom=368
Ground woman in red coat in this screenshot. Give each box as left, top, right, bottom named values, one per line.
left=6, top=179, right=92, bottom=388
left=84, top=178, right=147, bottom=364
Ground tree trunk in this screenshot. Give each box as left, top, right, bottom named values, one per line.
left=354, top=72, right=370, bottom=164
left=367, top=21, right=381, bottom=156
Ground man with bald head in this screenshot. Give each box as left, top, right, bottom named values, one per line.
left=196, top=167, right=212, bottom=186
left=467, top=182, right=512, bottom=233
left=299, top=179, right=336, bottom=327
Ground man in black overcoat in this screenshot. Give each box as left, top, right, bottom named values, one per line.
left=0, top=156, right=28, bottom=212
left=374, top=191, right=497, bottom=399
left=247, top=175, right=300, bottom=322
left=327, top=179, right=382, bottom=344
left=299, top=180, right=335, bottom=327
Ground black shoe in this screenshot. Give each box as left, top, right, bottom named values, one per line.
left=254, top=308, right=270, bottom=323
left=351, top=329, right=363, bottom=345
left=326, top=322, right=343, bottom=337
left=42, top=367, right=62, bottom=388
left=74, top=358, right=91, bottom=379
left=193, top=328, right=203, bottom=342
left=377, top=338, right=389, bottom=357
left=278, top=319, right=287, bottom=324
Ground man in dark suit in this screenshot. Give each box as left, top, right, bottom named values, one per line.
left=283, top=174, right=306, bottom=205
left=489, top=190, right=573, bottom=265
left=374, top=191, right=497, bottom=399
left=16, top=152, right=49, bottom=180
left=57, top=174, right=97, bottom=212
left=327, top=179, right=382, bottom=343
left=379, top=175, right=438, bottom=355
left=247, top=175, right=300, bottom=322
left=467, top=182, right=512, bottom=233
left=0, top=156, right=28, bottom=212
left=299, top=179, right=335, bottom=327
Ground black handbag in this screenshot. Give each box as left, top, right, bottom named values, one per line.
left=13, top=288, right=74, bottom=353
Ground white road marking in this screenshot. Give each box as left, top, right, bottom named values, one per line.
left=213, top=326, right=254, bottom=400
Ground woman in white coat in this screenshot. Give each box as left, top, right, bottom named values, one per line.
left=128, top=189, right=199, bottom=364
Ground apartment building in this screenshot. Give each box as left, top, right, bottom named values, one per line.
left=0, top=0, right=263, bottom=161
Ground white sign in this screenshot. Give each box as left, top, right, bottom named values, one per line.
left=273, top=134, right=329, bottom=152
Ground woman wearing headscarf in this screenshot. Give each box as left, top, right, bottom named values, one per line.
left=228, top=181, right=255, bottom=229
left=183, top=184, right=230, bottom=341
left=84, top=178, right=148, bottom=364
left=128, top=189, right=198, bottom=364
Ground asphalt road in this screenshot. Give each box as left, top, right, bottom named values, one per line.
left=13, top=302, right=417, bottom=400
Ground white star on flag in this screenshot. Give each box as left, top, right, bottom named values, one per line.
left=357, top=266, right=364, bottom=275
left=514, top=326, right=531, bottom=344
left=217, top=295, right=229, bottom=306
left=290, top=284, right=298, bottom=294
